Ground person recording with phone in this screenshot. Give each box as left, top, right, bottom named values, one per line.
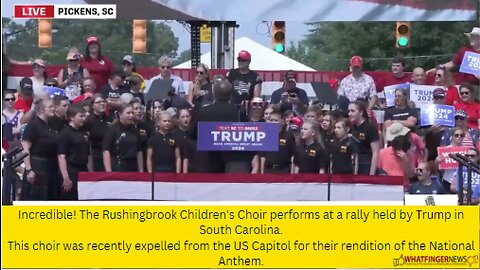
left=270, top=70, right=308, bottom=115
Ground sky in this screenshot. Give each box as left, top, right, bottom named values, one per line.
left=2, top=0, right=312, bottom=54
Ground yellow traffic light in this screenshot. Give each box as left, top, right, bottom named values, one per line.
left=38, top=19, right=52, bottom=48
left=396, top=22, right=411, bottom=49
left=132, top=19, right=147, bottom=53
left=272, top=21, right=286, bottom=54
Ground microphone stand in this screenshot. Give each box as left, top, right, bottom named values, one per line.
left=448, top=153, right=480, bottom=205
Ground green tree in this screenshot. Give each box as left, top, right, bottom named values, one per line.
left=287, top=21, right=476, bottom=71
left=174, top=49, right=191, bottom=65
left=2, top=18, right=179, bottom=67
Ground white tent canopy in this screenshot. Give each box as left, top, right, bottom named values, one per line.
left=174, top=37, right=316, bottom=71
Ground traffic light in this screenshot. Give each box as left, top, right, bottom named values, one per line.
left=272, top=21, right=286, bottom=54
left=38, top=19, right=52, bottom=48
left=132, top=19, right=147, bottom=53
left=396, top=22, right=411, bottom=48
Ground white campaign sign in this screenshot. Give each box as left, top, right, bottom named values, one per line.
left=409, top=84, right=439, bottom=108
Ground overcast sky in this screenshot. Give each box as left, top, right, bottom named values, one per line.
left=2, top=0, right=311, bottom=53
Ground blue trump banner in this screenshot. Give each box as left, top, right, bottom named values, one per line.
left=420, top=104, right=455, bottom=127
left=43, top=86, right=65, bottom=98
left=459, top=51, right=480, bottom=76
left=197, top=122, right=279, bottom=151
left=384, top=84, right=410, bottom=107
left=457, top=168, right=480, bottom=193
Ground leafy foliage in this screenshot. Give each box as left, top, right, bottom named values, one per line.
left=2, top=18, right=179, bottom=67
left=287, top=21, right=476, bottom=71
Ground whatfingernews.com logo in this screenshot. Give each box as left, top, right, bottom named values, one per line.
left=393, top=254, right=479, bottom=267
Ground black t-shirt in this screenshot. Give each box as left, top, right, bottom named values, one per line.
left=48, top=114, right=69, bottom=134
left=227, top=69, right=262, bottom=105
left=86, top=113, right=113, bottom=152
left=192, top=82, right=213, bottom=108
left=133, top=120, right=153, bottom=154
left=331, top=136, right=359, bottom=174
left=294, top=141, right=327, bottom=173
left=23, top=116, right=58, bottom=158
left=147, top=132, right=178, bottom=168
left=100, top=85, right=127, bottom=100
left=171, top=127, right=191, bottom=159
left=351, top=120, right=379, bottom=156
left=102, top=122, right=140, bottom=160
left=57, top=125, right=90, bottom=168
left=384, top=107, right=419, bottom=122
left=408, top=180, right=446, bottom=194
left=261, top=130, right=295, bottom=168
left=323, top=131, right=336, bottom=154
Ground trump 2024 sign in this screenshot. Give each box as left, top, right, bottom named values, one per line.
left=197, top=122, right=279, bottom=151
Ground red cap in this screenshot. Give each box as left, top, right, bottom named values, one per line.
left=290, top=116, right=304, bottom=128
left=237, top=50, right=251, bottom=61
left=86, top=36, right=99, bottom=46
left=350, top=56, right=363, bottom=67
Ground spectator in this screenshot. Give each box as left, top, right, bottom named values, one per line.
left=408, top=162, right=445, bottom=194
left=102, top=103, right=143, bottom=172
left=30, top=59, right=47, bottom=97
left=147, top=55, right=184, bottom=96
left=21, top=99, right=59, bottom=200
left=383, top=88, right=418, bottom=129
left=146, top=112, right=181, bottom=173
left=293, top=120, right=327, bottom=174
left=72, top=78, right=96, bottom=104
left=188, top=63, right=212, bottom=108
left=337, top=56, right=377, bottom=109
left=247, top=97, right=266, bottom=122
left=57, top=49, right=90, bottom=89
left=86, top=94, right=111, bottom=172
left=192, top=78, right=250, bottom=173
left=130, top=98, right=152, bottom=163
left=423, top=88, right=447, bottom=171
left=126, top=74, right=145, bottom=105
left=144, top=100, right=164, bottom=131
left=430, top=27, right=480, bottom=88
left=441, top=109, right=478, bottom=148
left=436, top=127, right=468, bottom=192
left=348, top=100, right=380, bottom=175
left=450, top=148, right=480, bottom=204
left=386, top=122, right=427, bottom=166
left=378, top=135, right=415, bottom=179
left=411, top=67, right=426, bottom=85
left=379, top=57, right=411, bottom=91
left=163, top=86, right=192, bottom=110
left=304, top=104, right=323, bottom=125
left=270, top=70, right=308, bottom=109
left=14, top=77, right=34, bottom=113
left=260, top=109, right=295, bottom=174
left=454, top=82, right=480, bottom=130
left=331, top=118, right=359, bottom=174
left=321, top=110, right=337, bottom=153
left=57, top=105, right=92, bottom=200
left=122, top=55, right=145, bottom=91
left=263, top=104, right=275, bottom=122
left=433, top=66, right=459, bottom=106
left=2, top=90, right=23, bottom=149
left=45, top=77, right=59, bottom=87
left=100, top=70, right=127, bottom=111
left=49, top=95, right=70, bottom=133
left=227, top=50, right=262, bottom=105
left=80, top=36, right=114, bottom=91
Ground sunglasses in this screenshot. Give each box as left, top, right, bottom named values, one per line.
left=196, top=71, right=205, bottom=75
left=46, top=83, right=57, bottom=87
left=161, top=66, right=171, bottom=69
left=123, top=62, right=132, bottom=66
left=455, top=116, right=466, bottom=120
left=68, top=59, right=79, bottom=62
left=4, top=98, right=15, bottom=102
left=434, top=96, right=445, bottom=100
left=453, top=133, right=465, bottom=138
left=460, top=91, right=470, bottom=96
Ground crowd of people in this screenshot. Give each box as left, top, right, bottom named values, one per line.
left=1, top=27, right=480, bottom=202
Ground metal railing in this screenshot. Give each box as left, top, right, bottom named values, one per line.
left=449, top=153, right=480, bottom=205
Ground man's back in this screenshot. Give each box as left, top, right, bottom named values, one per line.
left=197, top=101, right=244, bottom=122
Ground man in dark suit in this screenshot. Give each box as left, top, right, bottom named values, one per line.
left=193, top=77, right=251, bottom=173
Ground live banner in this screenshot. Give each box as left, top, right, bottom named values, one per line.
left=2, top=206, right=479, bottom=269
